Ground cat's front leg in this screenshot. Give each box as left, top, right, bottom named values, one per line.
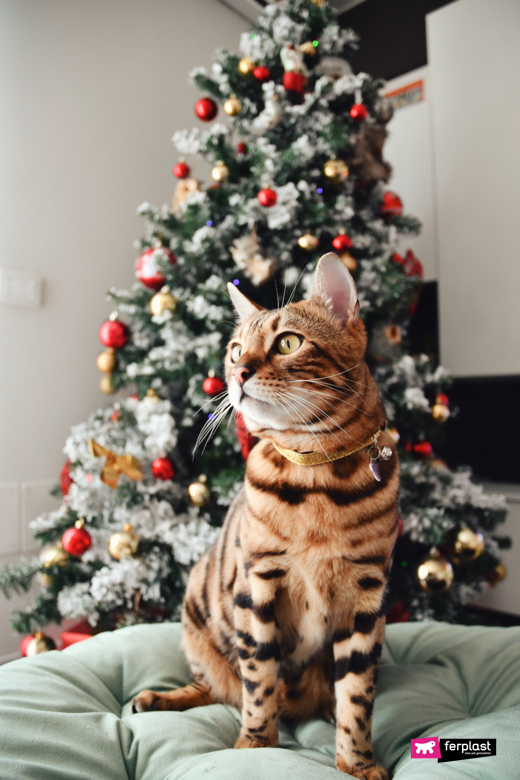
left=232, top=566, right=281, bottom=749
left=333, top=611, right=388, bottom=780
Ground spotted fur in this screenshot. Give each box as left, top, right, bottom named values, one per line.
left=133, top=255, right=398, bottom=780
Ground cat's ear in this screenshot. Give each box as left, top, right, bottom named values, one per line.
left=227, top=282, right=265, bottom=323
left=309, top=252, right=359, bottom=324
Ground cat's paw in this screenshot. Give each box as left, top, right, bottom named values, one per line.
left=234, top=729, right=278, bottom=749
left=131, top=690, right=164, bottom=713
left=336, top=758, right=389, bottom=780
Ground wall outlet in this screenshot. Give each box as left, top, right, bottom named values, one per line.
left=0, top=267, right=42, bottom=308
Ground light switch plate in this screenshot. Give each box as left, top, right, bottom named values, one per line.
left=0, top=267, right=42, bottom=308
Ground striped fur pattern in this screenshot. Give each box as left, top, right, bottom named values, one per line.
left=133, top=255, right=399, bottom=780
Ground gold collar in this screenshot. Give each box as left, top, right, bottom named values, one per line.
left=272, top=431, right=381, bottom=467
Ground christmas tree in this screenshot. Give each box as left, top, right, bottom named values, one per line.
left=1, top=0, right=509, bottom=645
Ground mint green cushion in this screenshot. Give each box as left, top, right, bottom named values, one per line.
left=0, top=622, right=518, bottom=778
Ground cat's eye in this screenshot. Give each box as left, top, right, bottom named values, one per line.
left=277, top=334, right=302, bottom=355
left=231, top=344, right=242, bottom=363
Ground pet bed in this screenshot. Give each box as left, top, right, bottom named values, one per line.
left=0, top=621, right=518, bottom=778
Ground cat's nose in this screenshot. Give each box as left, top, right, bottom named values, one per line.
left=232, top=366, right=254, bottom=386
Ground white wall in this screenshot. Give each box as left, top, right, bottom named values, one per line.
left=383, top=67, right=437, bottom=282
left=427, top=0, right=520, bottom=377
left=472, top=485, right=520, bottom=616
left=0, top=0, right=246, bottom=661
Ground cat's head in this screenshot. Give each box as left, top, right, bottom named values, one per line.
left=225, top=253, right=373, bottom=439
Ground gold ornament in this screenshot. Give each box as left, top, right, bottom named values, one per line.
left=99, top=375, right=115, bottom=395
left=452, top=527, right=485, bottom=563
left=340, top=252, right=358, bottom=272
left=309, top=0, right=324, bottom=6
left=211, top=161, right=229, bottom=183
left=299, top=41, right=317, bottom=57
left=417, top=550, right=454, bottom=594
left=238, top=57, right=254, bottom=75
left=150, top=286, right=177, bottom=316
left=171, top=177, right=201, bottom=216
left=223, top=94, right=242, bottom=116
left=188, top=475, right=210, bottom=507
left=25, top=631, right=56, bottom=656
left=96, top=348, right=116, bottom=374
left=109, top=523, right=140, bottom=560
left=38, top=572, right=52, bottom=587
left=88, top=439, right=143, bottom=490
left=146, top=388, right=160, bottom=401
left=40, top=543, right=68, bottom=568
left=298, top=232, right=319, bottom=251
left=429, top=457, right=448, bottom=470
left=488, top=562, right=507, bottom=586
left=323, top=158, right=349, bottom=183
left=432, top=402, right=450, bottom=422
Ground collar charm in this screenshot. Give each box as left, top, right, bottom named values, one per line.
left=367, top=431, right=393, bottom=481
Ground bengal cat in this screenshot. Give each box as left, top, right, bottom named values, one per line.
left=133, top=253, right=399, bottom=780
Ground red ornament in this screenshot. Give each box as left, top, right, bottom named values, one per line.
left=253, top=66, right=271, bottom=82
left=60, top=461, right=73, bottom=497
left=236, top=412, right=257, bottom=460
left=173, top=161, right=190, bottom=179
left=405, top=441, right=433, bottom=458
left=111, top=410, right=120, bottom=422
left=62, top=523, right=92, bottom=557
left=258, top=188, right=277, bottom=207
left=393, top=249, right=423, bottom=280
left=203, top=375, right=225, bottom=396
left=151, top=457, right=176, bottom=481
left=20, top=635, right=34, bottom=657
left=282, top=71, right=307, bottom=93
left=380, top=191, right=403, bottom=218
left=350, top=103, right=368, bottom=122
left=332, top=234, right=353, bottom=252
left=236, top=142, right=248, bottom=155
left=436, top=393, right=449, bottom=406
left=195, top=97, right=218, bottom=122
left=61, top=620, right=93, bottom=649
left=135, top=247, right=176, bottom=290
left=398, top=516, right=403, bottom=537
left=99, top=318, right=129, bottom=349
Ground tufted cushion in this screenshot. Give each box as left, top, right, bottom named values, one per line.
left=0, top=621, right=519, bottom=778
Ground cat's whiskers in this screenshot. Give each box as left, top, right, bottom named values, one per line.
left=193, top=390, right=229, bottom=415
left=285, top=365, right=361, bottom=383
left=278, top=390, right=347, bottom=449
left=292, top=385, right=369, bottom=418
left=193, top=396, right=234, bottom=455
left=314, top=379, right=368, bottom=404
left=295, top=380, right=369, bottom=410
left=279, top=263, right=310, bottom=329
left=275, top=392, right=334, bottom=462
left=299, top=375, right=370, bottom=394
left=288, top=383, right=370, bottom=420
left=272, top=273, right=281, bottom=310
